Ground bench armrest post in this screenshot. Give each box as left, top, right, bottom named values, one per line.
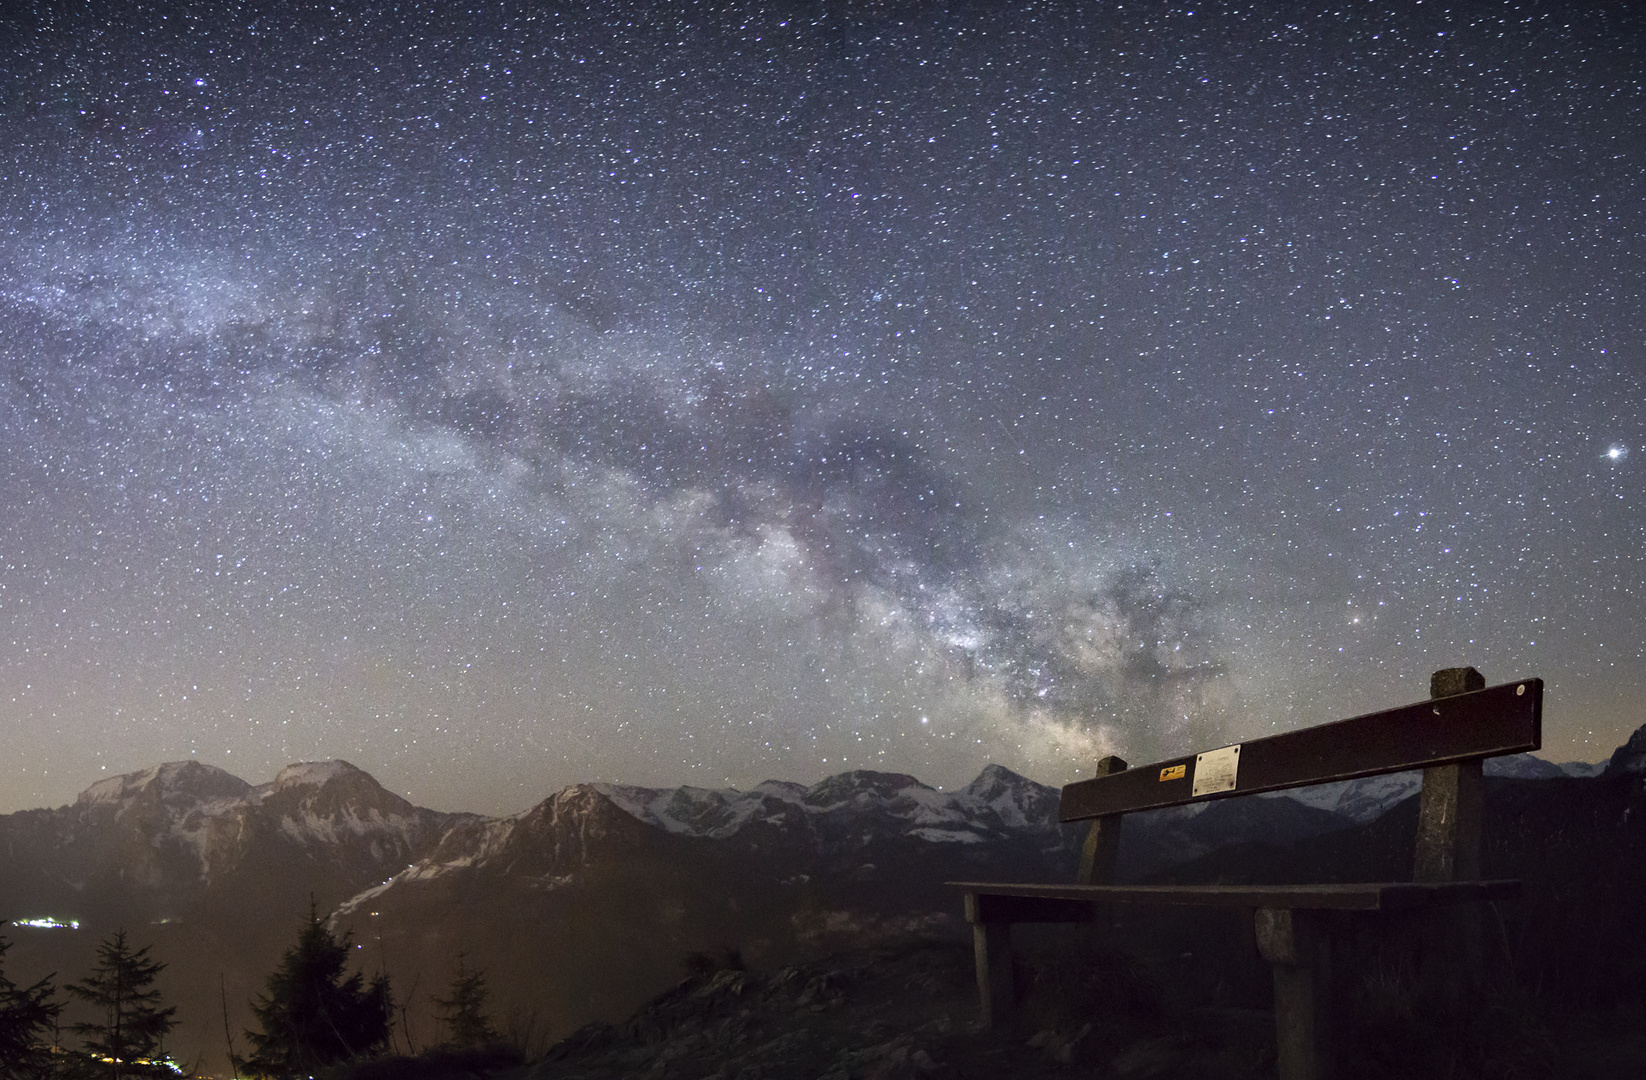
left=1414, top=667, right=1486, bottom=883
left=1076, top=755, right=1128, bottom=886
left=1413, top=667, right=1488, bottom=1011
left=1414, top=760, right=1484, bottom=881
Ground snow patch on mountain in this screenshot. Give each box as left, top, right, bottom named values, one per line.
left=1485, top=753, right=1605, bottom=780
left=333, top=826, right=510, bottom=917
left=1256, top=752, right=1612, bottom=823
left=75, top=760, right=252, bottom=809
left=593, top=782, right=803, bottom=840
left=1268, top=772, right=1422, bottom=823
left=333, top=868, right=419, bottom=918
left=593, top=766, right=1062, bottom=846
left=267, top=760, right=360, bottom=793
left=906, top=827, right=986, bottom=844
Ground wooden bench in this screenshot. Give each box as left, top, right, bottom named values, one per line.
left=950, top=667, right=1543, bottom=1080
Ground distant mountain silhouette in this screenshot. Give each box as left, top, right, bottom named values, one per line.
left=0, top=736, right=1631, bottom=1075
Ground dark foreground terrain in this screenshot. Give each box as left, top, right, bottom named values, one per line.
left=6, top=726, right=1643, bottom=1076
left=328, top=736, right=1646, bottom=1080
left=333, top=929, right=1646, bottom=1080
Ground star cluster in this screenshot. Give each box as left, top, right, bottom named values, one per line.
left=1, top=2, right=1641, bottom=814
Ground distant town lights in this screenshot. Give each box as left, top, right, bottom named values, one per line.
left=14, top=916, right=79, bottom=929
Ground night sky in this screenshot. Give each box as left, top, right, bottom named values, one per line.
left=1, top=2, right=1641, bottom=816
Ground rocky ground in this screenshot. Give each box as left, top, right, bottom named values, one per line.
left=328, top=928, right=1646, bottom=1080
left=513, top=938, right=1275, bottom=1080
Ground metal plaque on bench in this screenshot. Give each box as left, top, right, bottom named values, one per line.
left=1192, top=744, right=1241, bottom=796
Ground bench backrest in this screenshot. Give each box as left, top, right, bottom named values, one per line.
left=1060, top=676, right=1541, bottom=822
left=1063, top=668, right=1543, bottom=885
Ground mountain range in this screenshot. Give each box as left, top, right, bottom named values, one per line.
left=0, top=742, right=1632, bottom=1075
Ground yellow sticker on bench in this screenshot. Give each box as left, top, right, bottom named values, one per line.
left=1159, top=764, right=1187, bottom=782
left=1192, top=744, right=1240, bottom=796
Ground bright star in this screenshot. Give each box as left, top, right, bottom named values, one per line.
left=1606, top=445, right=1628, bottom=462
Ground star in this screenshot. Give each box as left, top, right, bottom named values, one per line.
left=0, top=2, right=1641, bottom=814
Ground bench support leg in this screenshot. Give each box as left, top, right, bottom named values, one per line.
left=1415, top=667, right=1488, bottom=1015
left=971, top=921, right=1015, bottom=1027
left=1256, top=908, right=1333, bottom=1080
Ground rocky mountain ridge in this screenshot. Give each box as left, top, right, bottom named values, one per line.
left=0, top=748, right=1606, bottom=922
left=0, top=758, right=471, bottom=912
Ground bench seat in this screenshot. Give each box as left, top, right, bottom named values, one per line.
left=951, top=878, right=1522, bottom=915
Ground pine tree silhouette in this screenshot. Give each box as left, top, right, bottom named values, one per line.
left=431, top=953, right=497, bottom=1049
left=63, top=930, right=178, bottom=1080
left=241, top=900, right=391, bottom=1079
left=0, top=933, right=61, bottom=1080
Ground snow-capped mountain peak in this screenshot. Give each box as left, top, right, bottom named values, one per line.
left=24, top=759, right=464, bottom=894
left=958, top=764, right=1062, bottom=831
left=74, top=759, right=253, bottom=811
left=801, top=770, right=933, bottom=810
left=268, top=759, right=362, bottom=792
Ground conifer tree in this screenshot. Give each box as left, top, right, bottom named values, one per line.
left=63, top=929, right=178, bottom=1080
left=0, top=933, right=61, bottom=1080
left=241, top=902, right=391, bottom=1079
left=431, top=953, right=497, bottom=1049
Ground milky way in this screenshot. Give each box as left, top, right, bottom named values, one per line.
left=1, top=2, right=1641, bottom=814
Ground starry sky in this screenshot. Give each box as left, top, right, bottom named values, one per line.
left=1, top=1, right=1641, bottom=816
